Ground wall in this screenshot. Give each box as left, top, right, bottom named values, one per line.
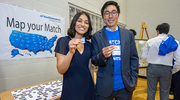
left=0, top=0, right=127, bottom=93
left=127, top=0, right=180, bottom=41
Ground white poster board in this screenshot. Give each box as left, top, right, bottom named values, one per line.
left=0, top=3, right=65, bottom=60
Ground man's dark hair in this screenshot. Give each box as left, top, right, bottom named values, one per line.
left=129, top=29, right=137, bottom=36
left=156, top=23, right=170, bottom=34
left=67, top=11, right=92, bottom=40
left=101, top=1, right=120, bottom=17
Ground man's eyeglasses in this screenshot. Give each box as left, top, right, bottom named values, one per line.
left=104, top=10, right=118, bottom=17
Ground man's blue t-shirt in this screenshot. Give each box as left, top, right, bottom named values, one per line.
left=105, top=27, right=125, bottom=91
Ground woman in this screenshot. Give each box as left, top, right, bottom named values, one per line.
left=54, top=11, right=97, bottom=100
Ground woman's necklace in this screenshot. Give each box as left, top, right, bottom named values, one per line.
left=76, top=43, right=84, bottom=54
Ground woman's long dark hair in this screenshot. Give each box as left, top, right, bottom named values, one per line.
left=67, top=11, right=92, bottom=40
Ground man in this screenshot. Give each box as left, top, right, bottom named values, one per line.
left=141, top=23, right=180, bottom=100
left=91, top=1, right=139, bottom=100
left=172, top=51, right=180, bottom=100
left=129, top=29, right=137, bottom=37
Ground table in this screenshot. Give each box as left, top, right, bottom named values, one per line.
left=0, top=79, right=62, bottom=100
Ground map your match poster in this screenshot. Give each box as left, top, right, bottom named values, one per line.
left=0, top=3, right=65, bottom=60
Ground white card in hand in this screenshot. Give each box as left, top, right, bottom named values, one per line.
left=81, top=37, right=85, bottom=43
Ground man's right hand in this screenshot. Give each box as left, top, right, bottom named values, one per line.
left=102, top=45, right=115, bottom=58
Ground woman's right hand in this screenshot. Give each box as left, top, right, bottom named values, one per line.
left=68, top=39, right=81, bottom=54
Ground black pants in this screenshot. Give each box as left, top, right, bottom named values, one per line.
left=97, top=88, right=132, bottom=100
left=172, top=70, right=180, bottom=100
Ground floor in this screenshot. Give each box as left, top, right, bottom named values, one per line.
left=132, top=78, right=174, bottom=100
left=93, top=72, right=174, bottom=100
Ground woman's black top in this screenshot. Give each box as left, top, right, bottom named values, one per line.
left=54, top=36, right=97, bottom=100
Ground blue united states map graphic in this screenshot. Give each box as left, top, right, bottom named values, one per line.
left=9, top=30, right=57, bottom=57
